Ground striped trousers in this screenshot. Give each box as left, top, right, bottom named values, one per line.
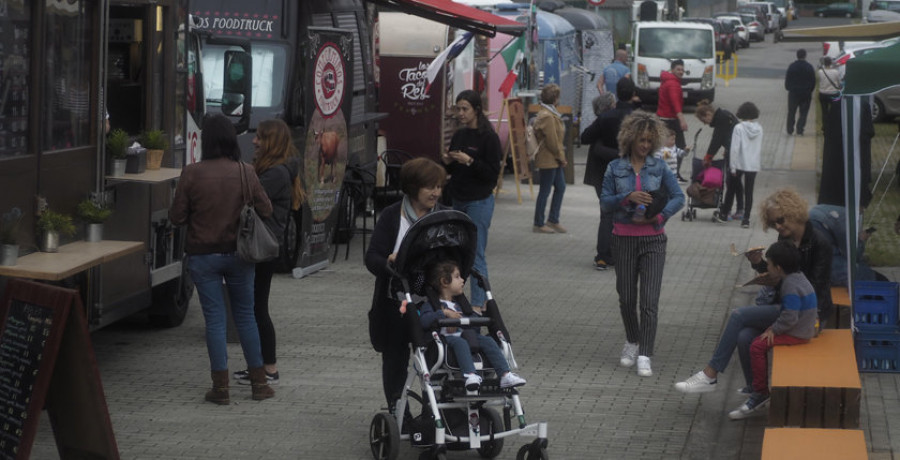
left=612, top=233, right=668, bottom=357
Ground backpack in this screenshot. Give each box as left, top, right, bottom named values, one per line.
left=525, top=117, right=543, bottom=160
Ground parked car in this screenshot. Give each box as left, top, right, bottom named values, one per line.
left=867, top=0, right=900, bottom=22
left=684, top=17, right=735, bottom=58
left=822, top=40, right=874, bottom=60
left=738, top=4, right=770, bottom=34
left=873, top=86, right=900, bottom=122
left=834, top=38, right=900, bottom=66
left=714, top=14, right=751, bottom=48
left=770, top=0, right=795, bottom=25
left=738, top=12, right=765, bottom=41
left=746, top=2, right=782, bottom=32
left=815, top=2, right=857, bottom=17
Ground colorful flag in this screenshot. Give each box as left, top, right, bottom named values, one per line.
left=499, top=35, right=526, bottom=70
left=498, top=48, right=524, bottom=98
left=424, top=31, right=474, bottom=95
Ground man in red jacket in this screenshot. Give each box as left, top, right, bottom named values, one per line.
left=656, top=59, right=688, bottom=182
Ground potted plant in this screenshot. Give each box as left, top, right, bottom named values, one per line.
left=36, top=209, right=76, bottom=253
left=1, top=207, right=23, bottom=266
left=107, top=129, right=130, bottom=176
left=140, top=129, right=168, bottom=170
left=76, top=198, right=112, bottom=242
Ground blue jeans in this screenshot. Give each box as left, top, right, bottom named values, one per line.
left=188, top=253, right=264, bottom=372
left=453, top=195, right=494, bottom=307
left=534, top=166, right=566, bottom=227
left=444, top=334, right=510, bottom=376
left=708, top=304, right=781, bottom=388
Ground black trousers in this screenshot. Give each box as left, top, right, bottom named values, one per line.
left=721, top=171, right=757, bottom=223
left=818, top=93, right=838, bottom=130
left=787, top=92, right=812, bottom=135
left=253, top=260, right=278, bottom=365
left=593, top=184, right=614, bottom=263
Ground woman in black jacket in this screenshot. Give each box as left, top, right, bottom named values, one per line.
left=231, top=119, right=302, bottom=387
left=695, top=100, right=741, bottom=222
left=365, top=157, right=447, bottom=412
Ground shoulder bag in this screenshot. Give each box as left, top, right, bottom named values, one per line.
left=237, top=162, right=280, bottom=263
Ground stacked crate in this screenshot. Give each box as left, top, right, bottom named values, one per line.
left=853, top=281, right=900, bottom=373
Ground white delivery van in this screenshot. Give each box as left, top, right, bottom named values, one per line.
left=630, top=21, right=717, bottom=105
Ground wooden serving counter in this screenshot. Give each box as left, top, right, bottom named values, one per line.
left=0, top=240, right=145, bottom=281
left=105, top=167, right=182, bottom=184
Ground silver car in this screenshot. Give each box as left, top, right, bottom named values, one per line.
left=867, top=0, right=900, bottom=22
left=714, top=15, right=751, bottom=48
left=873, top=87, right=900, bottom=122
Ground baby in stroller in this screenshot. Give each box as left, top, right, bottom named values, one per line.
left=368, top=209, right=548, bottom=460
left=419, top=260, right=527, bottom=391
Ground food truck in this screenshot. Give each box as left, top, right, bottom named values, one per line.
left=0, top=0, right=526, bottom=330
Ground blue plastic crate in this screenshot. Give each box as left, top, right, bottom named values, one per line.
left=855, top=332, right=900, bottom=373
left=852, top=281, right=899, bottom=332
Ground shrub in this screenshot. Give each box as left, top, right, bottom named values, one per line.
left=37, top=209, right=76, bottom=236
left=107, top=129, right=130, bottom=159
left=76, top=199, right=112, bottom=224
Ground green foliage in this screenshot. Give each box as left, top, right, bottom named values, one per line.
left=0, top=207, right=23, bottom=245
left=37, top=209, right=76, bottom=236
left=140, top=129, right=169, bottom=151
left=76, top=199, right=112, bottom=224
left=107, top=129, right=130, bottom=159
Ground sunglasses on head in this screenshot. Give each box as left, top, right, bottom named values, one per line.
left=768, top=216, right=786, bottom=228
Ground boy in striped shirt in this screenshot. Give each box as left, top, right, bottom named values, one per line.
left=729, top=240, right=818, bottom=420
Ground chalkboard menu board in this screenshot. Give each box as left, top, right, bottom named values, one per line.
left=0, top=300, right=57, bottom=459
left=0, top=279, right=118, bottom=460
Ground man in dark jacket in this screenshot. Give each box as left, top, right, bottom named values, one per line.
left=784, top=48, right=816, bottom=136
left=581, top=78, right=639, bottom=270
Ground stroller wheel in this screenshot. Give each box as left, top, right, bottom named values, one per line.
left=681, top=212, right=686, bottom=221
left=370, top=412, right=400, bottom=460
left=516, top=444, right=549, bottom=460
left=477, top=408, right=505, bottom=458
left=691, top=209, right=697, bottom=219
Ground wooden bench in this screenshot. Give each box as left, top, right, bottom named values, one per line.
left=762, top=428, right=867, bottom=459
left=769, top=329, right=861, bottom=428
left=825, top=286, right=852, bottom=329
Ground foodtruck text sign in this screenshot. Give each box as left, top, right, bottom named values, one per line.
left=378, top=56, right=443, bottom=160
left=192, top=10, right=280, bottom=38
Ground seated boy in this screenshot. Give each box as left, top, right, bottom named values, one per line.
left=418, top=260, right=526, bottom=391
left=729, top=240, right=818, bottom=420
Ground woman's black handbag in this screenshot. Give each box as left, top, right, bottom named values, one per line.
left=237, top=163, right=280, bottom=263
left=645, top=189, right=669, bottom=219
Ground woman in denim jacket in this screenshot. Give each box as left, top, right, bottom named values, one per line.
left=600, top=112, right=685, bottom=377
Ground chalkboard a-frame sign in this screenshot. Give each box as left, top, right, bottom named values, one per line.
left=0, top=279, right=119, bottom=460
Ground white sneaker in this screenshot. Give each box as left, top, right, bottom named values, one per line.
left=464, top=373, right=482, bottom=391
left=500, top=372, right=527, bottom=388
left=674, top=371, right=717, bottom=393
left=620, top=342, right=639, bottom=367
left=728, top=393, right=770, bottom=420
left=636, top=356, right=652, bottom=377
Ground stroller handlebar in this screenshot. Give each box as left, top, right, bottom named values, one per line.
left=436, top=317, right=493, bottom=328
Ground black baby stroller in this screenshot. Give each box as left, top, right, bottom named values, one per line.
left=682, top=130, right=726, bottom=222
left=369, top=210, right=549, bottom=460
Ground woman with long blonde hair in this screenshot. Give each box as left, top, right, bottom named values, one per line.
left=232, top=119, right=303, bottom=386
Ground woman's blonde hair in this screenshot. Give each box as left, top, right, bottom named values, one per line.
left=616, top=111, right=665, bottom=158
left=253, top=119, right=305, bottom=210
left=694, top=99, right=715, bottom=120
left=759, top=188, right=809, bottom=231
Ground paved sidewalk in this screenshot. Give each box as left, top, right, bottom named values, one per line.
left=27, top=77, right=900, bottom=459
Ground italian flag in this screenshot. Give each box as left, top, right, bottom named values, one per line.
left=498, top=36, right=525, bottom=98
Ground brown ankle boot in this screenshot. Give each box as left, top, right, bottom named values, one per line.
left=249, top=367, right=275, bottom=400
left=205, top=370, right=230, bottom=405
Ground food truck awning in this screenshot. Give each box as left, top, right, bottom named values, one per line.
left=369, top=0, right=526, bottom=37
left=778, top=21, right=900, bottom=42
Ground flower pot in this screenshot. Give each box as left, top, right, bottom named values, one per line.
left=41, top=230, right=60, bottom=253
left=110, top=159, right=127, bottom=177
left=0, top=244, right=18, bottom=266
left=86, top=223, right=104, bottom=242
left=146, top=149, right=164, bottom=170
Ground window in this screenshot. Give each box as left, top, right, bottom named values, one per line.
left=639, top=29, right=714, bottom=60
left=202, top=43, right=287, bottom=110
left=0, top=1, right=31, bottom=158
left=41, top=0, right=95, bottom=151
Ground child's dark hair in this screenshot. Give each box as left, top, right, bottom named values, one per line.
left=427, top=260, right=459, bottom=293
left=736, top=102, right=760, bottom=120
left=766, top=241, right=801, bottom=274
